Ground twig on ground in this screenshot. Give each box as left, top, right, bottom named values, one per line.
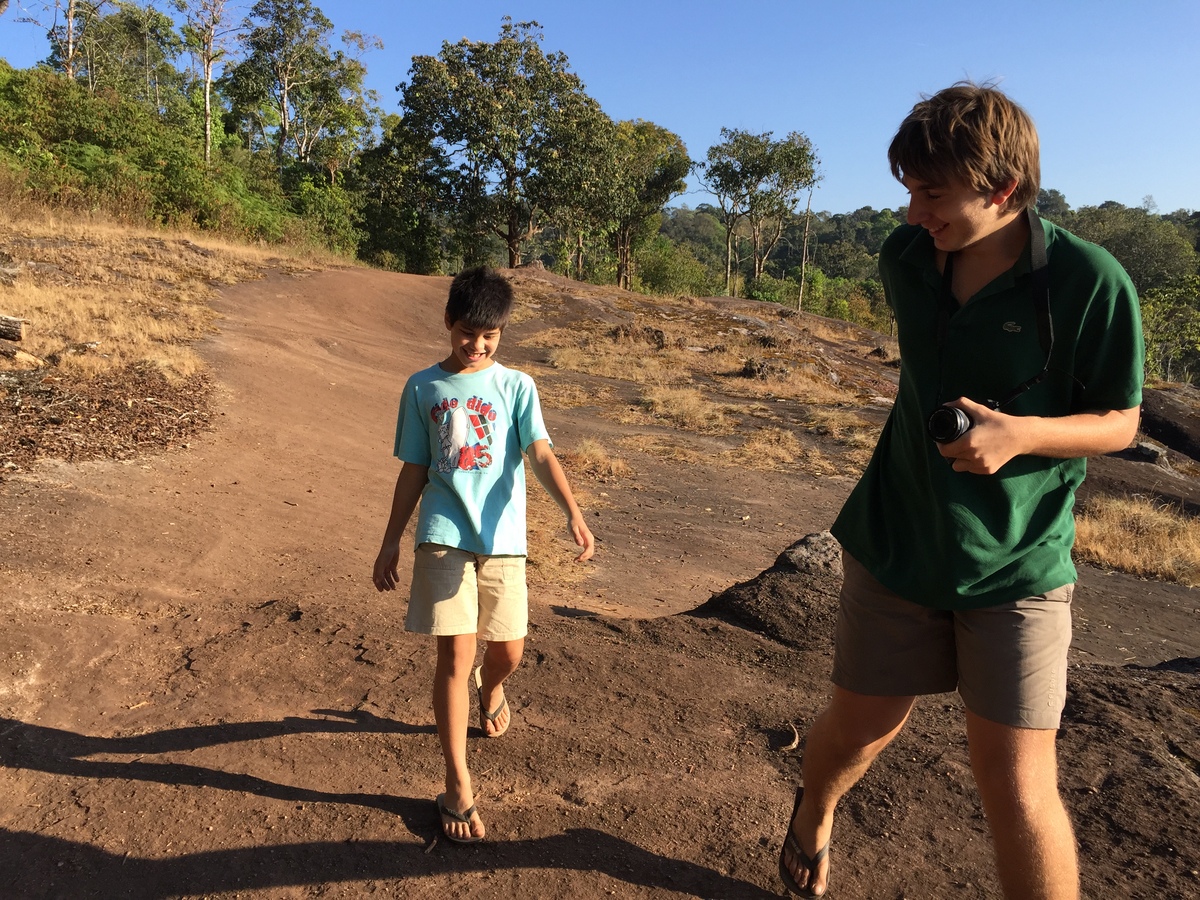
left=781, top=722, right=800, bottom=751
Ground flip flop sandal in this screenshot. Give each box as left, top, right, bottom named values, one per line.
left=474, top=665, right=509, bottom=738
left=436, top=793, right=483, bottom=844
left=779, top=786, right=831, bottom=897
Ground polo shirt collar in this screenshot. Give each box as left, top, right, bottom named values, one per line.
left=897, top=221, right=1039, bottom=302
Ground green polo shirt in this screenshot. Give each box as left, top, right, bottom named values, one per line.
left=832, top=218, right=1143, bottom=609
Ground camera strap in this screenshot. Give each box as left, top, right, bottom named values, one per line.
left=937, top=207, right=1052, bottom=410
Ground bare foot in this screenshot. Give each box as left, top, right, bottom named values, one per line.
left=437, top=792, right=485, bottom=843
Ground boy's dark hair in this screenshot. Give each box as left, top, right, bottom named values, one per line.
left=446, top=266, right=515, bottom=330
left=888, top=81, right=1040, bottom=211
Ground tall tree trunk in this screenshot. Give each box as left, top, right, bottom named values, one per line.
left=797, top=187, right=813, bottom=311
left=506, top=208, right=521, bottom=267
left=724, top=228, right=734, bottom=296
left=615, top=226, right=632, bottom=291
left=64, top=0, right=79, bottom=79
left=203, top=56, right=213, bottom=164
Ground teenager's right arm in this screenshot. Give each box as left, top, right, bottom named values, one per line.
left=372, top=462, right=429, bottom=592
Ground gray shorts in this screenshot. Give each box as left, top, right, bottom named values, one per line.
left=405, top=543, right=528, bottom=641
left=832, top=552, right=1073, bottom=730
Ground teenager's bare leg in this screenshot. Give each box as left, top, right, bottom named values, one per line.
left=434, top=633, right=483, bottom=840
left=477, top=638, right=523, bottom=737
left=966, top=710, right=1078, bottom=900
left=783, top=687, right=915, bottom=895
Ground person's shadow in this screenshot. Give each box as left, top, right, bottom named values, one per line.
left=0, top=712, right=777, bottom=899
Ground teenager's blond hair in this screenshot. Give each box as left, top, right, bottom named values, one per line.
left=888, top=82, right=1040, bottom=211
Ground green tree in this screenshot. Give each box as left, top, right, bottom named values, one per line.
left=1069, top=202, right=1198, bottom=293
left=1037, top=188, right=1070, bottom=222
left=93, top=2, right=187, bottom=115
left=538, top=98, right=618, bottom=280
left=660, top=204, right=725, bottom=269
left=606, top=119, right=689, bottom=290
left=634, top=233, right=714, bottom=297
left=399, top=18, right=605, bottom=268
left=812, top=239, right=875, bottom=280
left=348, top=113, right=446, bottom=273
left=1141, top=276, right=1200, bottom=383
left=694, top=128, right=752, bottom=293
left=180, top=0, right=235, bottom=164
left=697, top=127, right=820, bottom=295
left=33, top=1, right=114, bottom=80
left=225, top=0, right=377, bottom=170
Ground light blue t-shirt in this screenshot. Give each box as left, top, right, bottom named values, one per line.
left=393, top=361, right=550, bottom=555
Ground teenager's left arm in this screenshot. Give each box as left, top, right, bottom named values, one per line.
left=526, top=438, right=595, bottom=561
left=939, top=399, right=1140, bottom=475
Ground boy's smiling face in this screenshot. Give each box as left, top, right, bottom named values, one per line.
left=902, top=175, right=1019, bottom=255
left=442, top=313, right=502, bottom=373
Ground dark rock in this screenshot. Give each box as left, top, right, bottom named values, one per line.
left=1141, top=385, right=1200, bottom=462
left=689, top=532, right=841, bottom=650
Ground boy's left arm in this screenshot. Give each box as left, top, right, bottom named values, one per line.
left=939, top=399, right=1140, bottom=475
left=526, top=438, right=595, bottom=562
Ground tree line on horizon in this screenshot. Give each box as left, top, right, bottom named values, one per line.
left=1, top=1, right=1198, bottom=382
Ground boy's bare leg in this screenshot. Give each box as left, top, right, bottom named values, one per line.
left=433, top=633, right=483, bottom=840
left=477, top=638, right=524, bottom=737
left=965, top=711, right=1079, bottom=900
left=783, top=687, right=915, bottom=895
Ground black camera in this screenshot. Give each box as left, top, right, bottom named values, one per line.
left=927, top=406, right=973, bottom=444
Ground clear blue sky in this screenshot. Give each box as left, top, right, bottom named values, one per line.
left=2, top=0, right=1196, bottom=215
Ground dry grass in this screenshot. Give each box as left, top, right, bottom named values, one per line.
left=799, top=317, right=863, bottom=344
left=638, top=385, right=731, bottom=434
left=1074, top=495, right=1200, bottom=586
left=720, top=427, right=840, bottom=476
left=615, top=434, right=707, bottom=467
left=721, top=364, right=856, bottom=405
left=802, top=408, right=881, bottom=472
left=0, top=213, right=335, bottom=380
left=558, top=439, right=634, bottom=480
left=546, top=344, right=694, bottom=386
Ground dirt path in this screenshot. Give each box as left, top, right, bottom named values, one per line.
left=0, top=267, right=1196, bottom=899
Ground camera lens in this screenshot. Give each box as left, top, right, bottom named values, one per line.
left=927, top=406, right=973, bottom=444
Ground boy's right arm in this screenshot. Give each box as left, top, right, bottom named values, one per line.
left=372, top=462, right=429, bottom=592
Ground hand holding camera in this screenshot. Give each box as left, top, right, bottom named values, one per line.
left=927, top=405, right=975, bottom=444
left=927, top=398, right=1028, bottom=475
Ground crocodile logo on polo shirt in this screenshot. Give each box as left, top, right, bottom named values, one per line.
left=1002, top=321, right=1022, bottom=333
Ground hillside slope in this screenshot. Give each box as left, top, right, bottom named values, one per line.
left=0, top=265, right=1196, bottom=899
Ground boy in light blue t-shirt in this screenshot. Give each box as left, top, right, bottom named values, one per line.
left=372, top=267, right=594, bottom=844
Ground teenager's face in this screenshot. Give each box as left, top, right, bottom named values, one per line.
left=443, top=315, right=502, bottom=373
left=902, top=175, right=1017, bottom=254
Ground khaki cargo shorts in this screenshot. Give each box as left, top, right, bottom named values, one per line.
left=405, top=543, right=528, bottom=641
left=832, top=552, right=1074, bottom=730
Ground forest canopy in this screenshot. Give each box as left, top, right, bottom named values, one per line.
left=1, top=2, right=1197, bottom=381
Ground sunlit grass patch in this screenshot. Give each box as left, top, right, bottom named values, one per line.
left=1074, top=495, right=1200, bottom=586
left=749, top=365, right=855, bottom=405
left=546, top=342, right=695, bottom=386
left=532, top=377, right=616, bottom=410
left=515, top=325, right=594, bottom=350
left=558, top=438, right=633, bottom=480
left=0, top=216, right=327, bottom=380
left=720, top=427, right=840, bottom=476
left=798, top=317, right=860, bottom=343
left=615, top=434, right=707, bottom=467
left=639, top=385, right=731, bottom=434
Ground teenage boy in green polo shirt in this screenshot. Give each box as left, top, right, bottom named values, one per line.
left=779, top=83, right=1143, bottom=898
